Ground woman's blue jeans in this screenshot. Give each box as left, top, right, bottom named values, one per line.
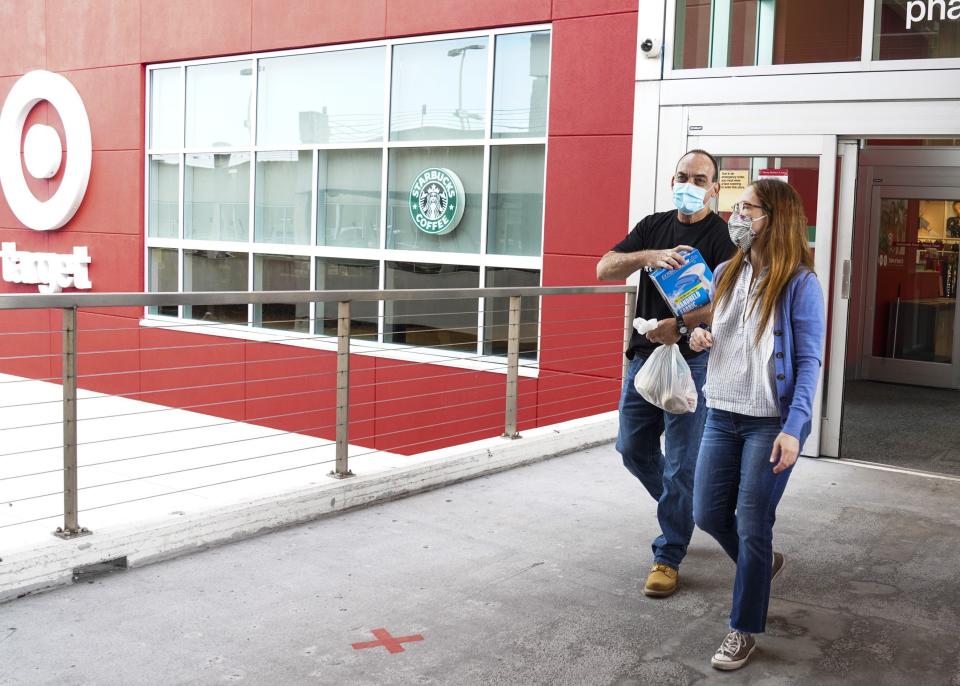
left=693, top=408, right=794, bottom=634
left=616, top=351, right=708, bottom=570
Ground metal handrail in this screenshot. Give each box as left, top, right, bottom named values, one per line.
left=0, top=284, right=638, bottom=539
left=0, top=285, right=633, bottom=310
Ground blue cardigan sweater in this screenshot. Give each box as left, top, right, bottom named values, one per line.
left=714, top=262, right=826, bottom=443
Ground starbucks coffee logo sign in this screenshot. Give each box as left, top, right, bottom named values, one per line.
left=409, top=167, right=465, bottom=235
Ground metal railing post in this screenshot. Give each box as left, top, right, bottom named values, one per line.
left=623, top=289, right=637, bottom=384
left=330, top=300, right=354, bottom=478
left=54, top=306, right=90, bottom=539
left=502, top=295, right=521, bottom=440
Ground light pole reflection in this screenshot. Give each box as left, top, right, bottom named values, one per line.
left=447, top=43, right=484, bottom=131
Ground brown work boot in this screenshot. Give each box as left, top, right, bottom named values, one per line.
left=643, top=563, right=678, bottom=597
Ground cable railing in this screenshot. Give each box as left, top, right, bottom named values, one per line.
left=0, top=285, right=635, bottom=543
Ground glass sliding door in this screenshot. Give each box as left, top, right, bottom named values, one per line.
left=862, top=187, right=960, bottom=388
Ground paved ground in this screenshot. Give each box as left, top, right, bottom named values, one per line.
left=1, top=444, right=959, bottom=686
left=841, top=379, right=960, bottom=476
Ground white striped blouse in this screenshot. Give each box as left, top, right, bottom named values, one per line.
left=703, top=259, right=780, bottom=418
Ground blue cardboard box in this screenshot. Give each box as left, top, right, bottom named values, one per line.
left=648, top=248, right=714, bottom=316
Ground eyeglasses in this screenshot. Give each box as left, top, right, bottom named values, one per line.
left=731, top=201, right=768, bottom=215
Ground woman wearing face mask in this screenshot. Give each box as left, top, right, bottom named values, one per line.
left=688, top=179, right=825, bottom=671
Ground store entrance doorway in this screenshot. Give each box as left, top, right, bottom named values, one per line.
left=841, top=144, right=960, bottom=475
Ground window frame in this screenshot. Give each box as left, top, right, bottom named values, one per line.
left=143, top=25, right=551, bottom=373
left=664, top=0, right=960, bottom=79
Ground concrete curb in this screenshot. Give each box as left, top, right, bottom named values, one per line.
left=0, top=413, right=618, bottom=603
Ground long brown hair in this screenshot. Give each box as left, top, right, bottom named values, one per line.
left=713, top=179, right=814, bottom=345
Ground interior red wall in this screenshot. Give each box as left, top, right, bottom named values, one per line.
left=773, top=0, right=863, bottom=64
left=0, top=1, right=637, bottom=454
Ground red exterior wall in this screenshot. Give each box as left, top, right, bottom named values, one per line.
left=0, top=1, right=637, bottom=454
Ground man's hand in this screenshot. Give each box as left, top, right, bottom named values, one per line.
left=770, top=432, right=800, bottom=474
left=645, top=318, right=681, bottom=345
left=596, top=244, right=695, bottom=280
left=646, top=244, right=694, bottom=270
left=688, top=327, right=713, bottom=352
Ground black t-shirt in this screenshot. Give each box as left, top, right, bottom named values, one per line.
left=612, top=210, right=735, bottom=359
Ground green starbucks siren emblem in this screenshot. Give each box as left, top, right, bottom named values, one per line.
left=409, top=167, right=465, bottom=236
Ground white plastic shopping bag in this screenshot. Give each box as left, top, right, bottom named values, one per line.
left=632, top=318, right=698, bottom=414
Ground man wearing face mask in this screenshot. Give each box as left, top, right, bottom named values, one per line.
left=596, top=150, right=736, bottom=598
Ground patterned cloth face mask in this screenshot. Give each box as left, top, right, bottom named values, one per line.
left=727, top=211, right=766, bottom=252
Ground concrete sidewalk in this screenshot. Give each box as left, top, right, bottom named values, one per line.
left=1, top=444, right=958, bottom=685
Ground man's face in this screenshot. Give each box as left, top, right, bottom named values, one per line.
left=672, top=154, right=719, bottom=203
left=953, top=202, right=960, bottom=216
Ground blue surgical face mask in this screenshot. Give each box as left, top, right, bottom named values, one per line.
left=673, top=182, right=708, bottom=215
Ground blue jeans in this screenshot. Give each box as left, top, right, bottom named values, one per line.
left=616, top=350, right=708, bottom=569
left=693, top=409, right=793, bottom=634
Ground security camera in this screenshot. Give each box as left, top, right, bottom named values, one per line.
left=640, top=38, right=662, bottom=58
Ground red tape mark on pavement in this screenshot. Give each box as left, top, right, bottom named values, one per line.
left=352, top=628, right=424, bottom=654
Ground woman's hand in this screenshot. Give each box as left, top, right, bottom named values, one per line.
left=688, top=327, right=713, bottom=352
left=770, top=432, right=800, bottom=474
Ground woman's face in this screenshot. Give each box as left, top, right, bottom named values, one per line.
left=735, top=186, right=769, bottom=235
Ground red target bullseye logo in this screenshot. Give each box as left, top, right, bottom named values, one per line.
left=0, top=70, right=92, bottom=232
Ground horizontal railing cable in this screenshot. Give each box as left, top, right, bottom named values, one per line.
left=0, top=351, right=61, bottom=362
left=1, top=408, right=336, bottom=478
left=0, top=512, right=66, bottom=529
left=74, top=457, right=341, bottom=517
left=0, top=395, right=339, bottom=462
left=0, top=348, right=621, bottom=431
left=0, top=328, right=65, bottom=336
left=0, top=371, right=625, bottom=476
left=341, top=399, right=619, bottom=463
left=1, top=384, right=526, bottom=478
left=533, top=398, right=621, bottom=425
left=4, top=439, right=338, bottom=505
left=0, top=374, right=63, bottom=385
left=0, top=329, right=581, bottom=404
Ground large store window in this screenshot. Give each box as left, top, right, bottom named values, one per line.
left=145, top=27, right=550, bottom=360
left=674, top=0, right=863, bottom=68
left=387, top=146, right=484, bottom=253
left=316, top=258, right=380, bottom=338
left=384, top=262, right=481, bottom=353
left=184, top=153, right=250, bottom=242
left=317, top=150, right=382, bottom=249
left=257, top=47, right=385, bottom=145
left=391, top=38, right=489, bottom=141
left=874, top=0, right=960, bottom=60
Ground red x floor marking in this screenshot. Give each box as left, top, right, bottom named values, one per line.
left=352, top=628, right=424, bottom=654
